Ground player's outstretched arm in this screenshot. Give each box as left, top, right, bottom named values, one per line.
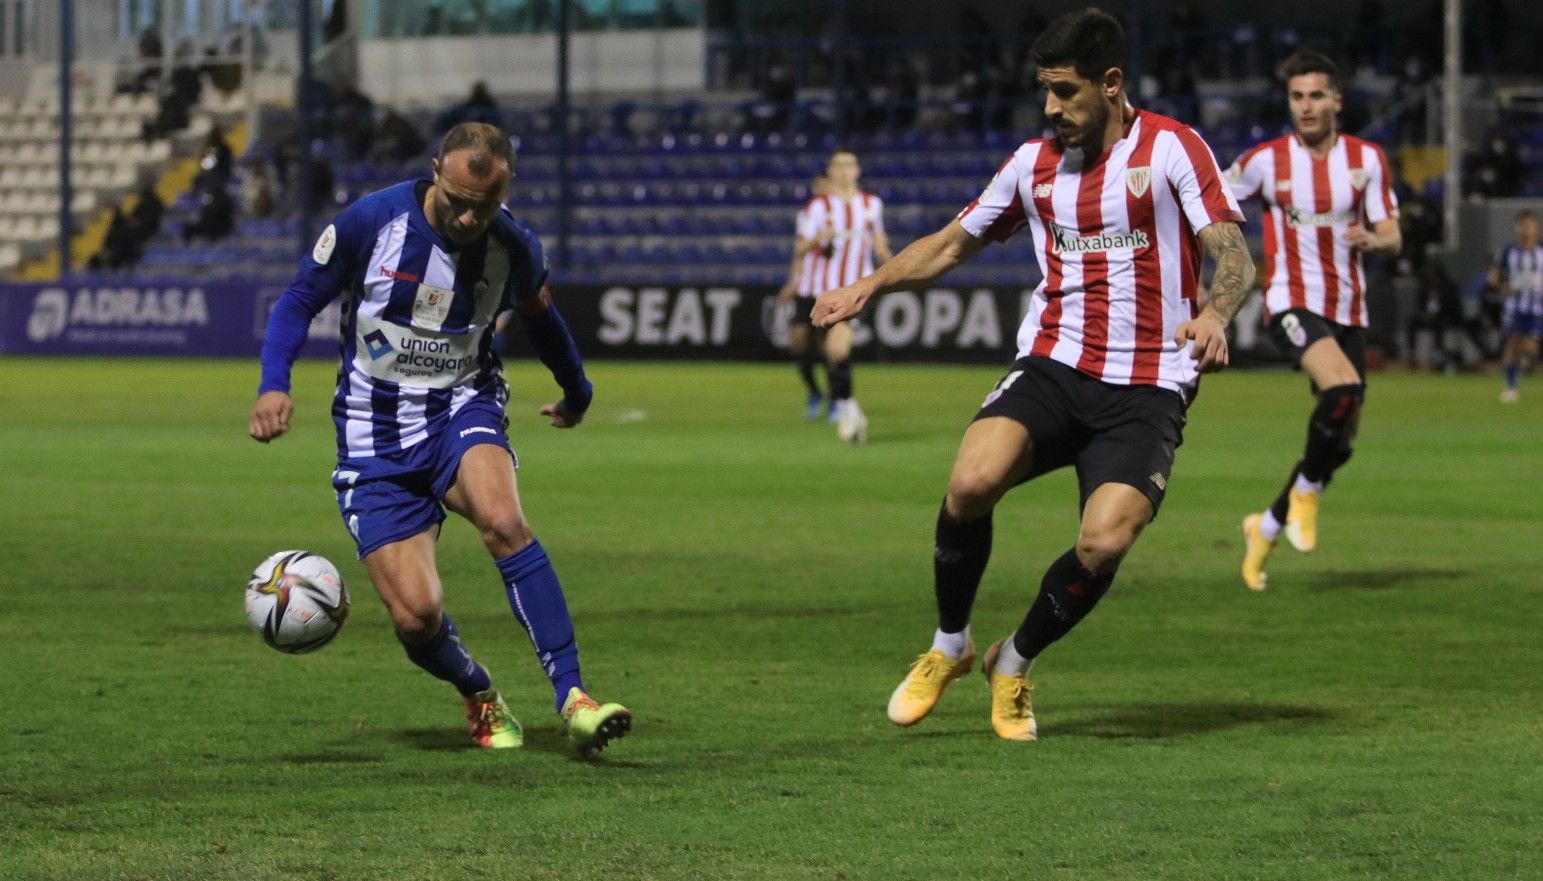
left=1174, top=221, right=1256, bottom=373
left=516, top=286, right=593, bottom=429
left=813, top=220, right=985, bottom=327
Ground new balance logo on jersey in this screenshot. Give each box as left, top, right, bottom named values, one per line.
left=1033, top=183, right=1053, bottom=198
left=1283, top=206, right=1357, bottom=227
left=1048, top=222, right=1150, bottom=255
left=363, top=329, right=393, bottom=359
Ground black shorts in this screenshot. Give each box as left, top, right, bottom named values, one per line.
left=973, top=355, right=1187, bottom=517
left=788, top=296, right=818, bottom=328
left=1269, top=309, right=1366, bottom=381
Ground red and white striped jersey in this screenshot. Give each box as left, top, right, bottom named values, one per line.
left=957, top=110, right=1244, bottom=396
left=793, top=201, right=826, bottom=296
left=1226, top=133, right=1398, bottom=327
left=805, top=191, right=885, bottom=294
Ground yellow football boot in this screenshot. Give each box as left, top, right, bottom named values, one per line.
left=982, top=638, right=1037, bottom=742
left=1240, top=513, right=1278, bottom=592
left=886, top=645, right=974, bottom=726
left=1285, top=487, right=1320, bottom=552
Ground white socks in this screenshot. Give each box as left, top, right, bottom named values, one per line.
left=931, top=627, right=971, bottom=660
left=992, top=639, right=1032, bottom=677
left=1294, top=474, right=1324, bottom=495
left=1260, top=510, right=1283, bottom=540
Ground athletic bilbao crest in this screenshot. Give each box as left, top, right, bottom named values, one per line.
left=1125, top=167, right=1151, bottom=198
left=1348, top=169, right=1369, bottom=191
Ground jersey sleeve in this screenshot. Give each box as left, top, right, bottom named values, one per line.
left=869, top=195, right=887, bottom=238
left=1224, top=148, right=1266, bottom=204
left=502, top=226, right=591, bottom=411
left=502, top=218, right=551, bottom=310
left=957, top=151, right=1028, bottom=243
left=1364, top=144, right=1400, bottom=224
left=257, top=203, right=372, bottom=395
left=794, top=206, right=813, bottom=240
left=1165, top=127, right=1246, bottom=232
left=804, top=198, right=828, bottom=240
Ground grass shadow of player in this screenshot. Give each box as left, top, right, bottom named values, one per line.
left=1039, top=701, right=1339, bottom=740
left=1303, top=567, right=1470, bottom=592
left=387, top=724, right=647, bottom=766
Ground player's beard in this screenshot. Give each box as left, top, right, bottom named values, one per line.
left=1056, top=101, right=1108, bottom=151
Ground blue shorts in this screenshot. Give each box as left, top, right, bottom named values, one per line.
left=1503, top=311, right=1543, bottom=339
left=331, top=396, right=517, bottom=559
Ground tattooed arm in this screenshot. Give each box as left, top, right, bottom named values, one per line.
left=1173, top=221, right=1256, bottom=373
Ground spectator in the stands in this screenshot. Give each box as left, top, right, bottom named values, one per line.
left=436, top=81, right=502, bottom=133
left=1470, top=133, right=1526, bottom=198
left=89, top=209, right=142, bottom=271
left=193, top=126, right=235, bottom=192
left=134, top=27, right=164, bottom=92
left=129, top=184, right=165, bottom=241
left=204, top=45, right=241, bottom=94
left=241, top=165, right=276, bottom=219
left=182, top=186, right=236, bottom=243
left=333, top=79, right=377, bottom=159
left=371, top=109, right=428, bottom=164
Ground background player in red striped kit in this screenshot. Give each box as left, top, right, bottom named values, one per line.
left=1230, top=52, right=1401, bottom=591
left=804, top=149, right=892, bottom=444
left=815, top=9, right=1255, bottom=740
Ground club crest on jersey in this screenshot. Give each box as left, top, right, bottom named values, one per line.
left=1348, top=169, right=1369, bottom=190
left=1125, top=167, right=1151, bottom=198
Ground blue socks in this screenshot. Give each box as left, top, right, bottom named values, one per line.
left=397, top=615, right=491, bottom=697
left=1504, top=363, right=1520, bottom=391
left=496, top=540, right=584, bottom=712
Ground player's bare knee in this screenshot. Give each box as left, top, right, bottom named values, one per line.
left=478, top=506, right=534, bottom=557
left=1075, top=527, right=1136, bottom=575
left=391, top=601, right=442, bottom=642
left=946, top=468, right=1004, bottom=520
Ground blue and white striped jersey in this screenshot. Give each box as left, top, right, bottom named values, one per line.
left=1497, top=242, right=1543, bottom=320
left=260, top=180, right=588, bottom=461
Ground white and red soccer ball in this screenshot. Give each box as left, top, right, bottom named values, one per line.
left=245, top=550, right=350, bottom=653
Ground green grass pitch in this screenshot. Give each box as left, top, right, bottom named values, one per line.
left=1, top=357, right=1540, bottom=880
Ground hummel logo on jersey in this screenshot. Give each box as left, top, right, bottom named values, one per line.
left=379, top=267, right=421, bottom=283
left=459, top=426, right=498, bottom=439
left=363, top=329, right=394, bottom=359
left=1033, top=183, right=1053, bottom=199
left=1048, top=222, right=1150, bottom=254
left=1125, top=167, right=1151, bottom=198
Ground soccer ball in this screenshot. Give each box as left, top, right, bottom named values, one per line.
left=245, top=550, right=350, bottom=653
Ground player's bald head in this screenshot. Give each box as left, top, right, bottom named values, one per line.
left=437, top=122, right=516, bottom=183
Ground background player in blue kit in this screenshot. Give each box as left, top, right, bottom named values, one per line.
left=248, top=122, right=631, bottom=753
left=1494, top=210, right=1543, bottom=403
